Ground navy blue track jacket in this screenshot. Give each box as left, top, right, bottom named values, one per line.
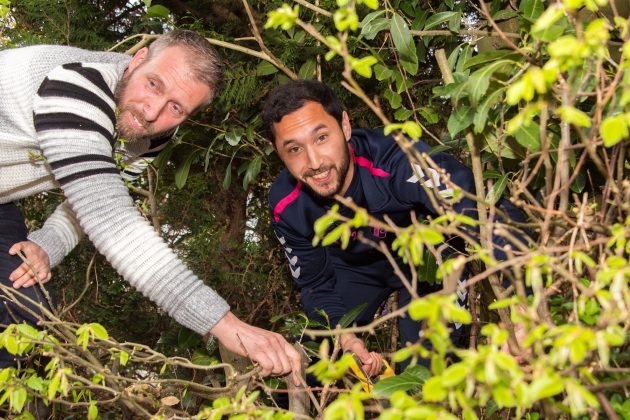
left=269, top=128, right=526, bottom=327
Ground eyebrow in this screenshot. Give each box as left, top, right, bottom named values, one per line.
left=280, top=123, right=328, bottom=148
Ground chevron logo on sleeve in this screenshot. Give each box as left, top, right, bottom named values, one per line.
left=277, top=234, right=301, bottom=279
left=406, top=164, right=454, bottom=198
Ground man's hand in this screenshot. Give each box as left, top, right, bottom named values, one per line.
left=340, top=333, right=382, bottom=377
left=8, top=241, right=51, bottom=288
left=209, top=311, right=302, bottom=385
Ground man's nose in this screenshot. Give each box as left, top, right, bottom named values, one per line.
left=305, top=147, right=322, bottom=169
left=143, top=99, right=166, bottom=122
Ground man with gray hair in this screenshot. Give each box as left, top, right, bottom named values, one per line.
left=0, top=30, right=301, bottom=381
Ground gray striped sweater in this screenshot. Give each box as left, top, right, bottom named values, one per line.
left=0, top=45, right=230, bottom=335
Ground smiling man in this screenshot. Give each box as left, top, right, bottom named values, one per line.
left=264, top=80, right=528, bottom=375
left=0, top=30, right=301, bottom=381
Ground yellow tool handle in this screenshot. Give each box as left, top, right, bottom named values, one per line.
left=348, top=353, right=395, bottom=393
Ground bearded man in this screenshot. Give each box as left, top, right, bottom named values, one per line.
left=0, top=30, right=301, bottom=381
left=264, top=80, right=528, bottom=375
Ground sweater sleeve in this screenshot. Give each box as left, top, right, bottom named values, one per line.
left=32, top=62, right=230, bottom=335
left=27, top=132, right=173, bottom=268
left=27, top=201, right=82, bottom=268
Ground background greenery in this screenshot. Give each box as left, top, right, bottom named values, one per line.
left=0, top=0, right=628, bottom=418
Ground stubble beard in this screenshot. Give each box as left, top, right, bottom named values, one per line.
left=301, top=147, right=351, bottom=201
left=114, top=71, right=166, bottom=142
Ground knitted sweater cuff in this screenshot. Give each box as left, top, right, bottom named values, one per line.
left=172, top=287, right=231, bottom=335
left=27, top=202, right=83, bottom=268
left=28, top=229, right=70, bottom=268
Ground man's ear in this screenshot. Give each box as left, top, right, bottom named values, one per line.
left=341, top=111, right=352, bottom=141
left=127, top=47, right=149, bottom=73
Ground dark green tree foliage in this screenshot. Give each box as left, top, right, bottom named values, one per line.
left=0, top=0, right=628, bottom=418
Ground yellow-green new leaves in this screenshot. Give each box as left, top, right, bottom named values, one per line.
left=531, top=3, right=565, bottom=33
left=506, top=67, right=550, bottom=105
left=312, top=204, right=370, bottom=249
left=600, top=113, right=630, bottom=147
left=264, top=4, right=299, bottom=31
left=333, top=5, right=359, bottom=32
left=76, top=323, right=109, bottom=350
left=48, top=367, right=71, bottom=401
left=324, top=384, right=370, bottom=420
left=392, top=225, right=444, bottom=266
left=306, top=342, right=354, bottom=384
left=0, top=0, right=11, bottom=20
left=0, top=323, right=41, bottom=356
left=408, top=295, right=472, bottom=326
left=384, top=121, right=422, bottom=140
left=557, top=106, right=592, bottom=128
left=563, top=0, right=609, bottom=11
left=348, top=55, right=378, bottom=78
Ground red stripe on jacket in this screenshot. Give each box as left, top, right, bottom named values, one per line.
left=273, top=181, right=303, bottom=222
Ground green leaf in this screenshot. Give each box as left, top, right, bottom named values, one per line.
left=424, top=12, right=459, bottom=30
left=338, top=304, right=367, bottom=328
left=222, top=162, right=232, bottom=190
left=423, top=376, right=448, bottom=402
left=394, top=107, right=413, bottom=121
left=146, top=4, right=170, bottom=18
left=519, top=0, right=545, bottom=21
left=48, top=373, right=60, bottom=400
left=447, top=106, right=474, bottom=137
left=90, top=323, right=108, bottom=340
left=177, top=328, right=200, bottom=348
left=26, top=376, right=45, bottom=392
left=463, top=50, right=520, bottom=70
left=558, top=106, right=592, bottom=127
left=192, top=350, right=215, bottom=366
left=351, top=55, right=378, bottom=78
left=529, top=375, right=564, bottom=401
left=298, top=60, right=317, bottom=80
left=402, top=121, right=422, bottom=139
left=175, top=151, right=198, bottom=189
left=88, top=400, right=98, bottom=420
left=360, top=12, right=388, bottom=40
left=373, top=365, right=430, bottom=397
left=441, top=364, right=468, bottom=387
left=256, top=60, right=279, bottom=76
left=448, top=11, right=461, bottom=32
left=242, top=155, right=262, bottom=189
left=11, top=387, right=27, bottom=413
left=486, top=174, right=509, bottom=204
left=419, top=107, right=439, bottom=125
left=513, top=122, right=541, bottom=151
left=225, top=127, right=244, bottom=146
left=322, top=223, right=346, bottom=246
left=493, top=386, right=516, bottom=408
left=408, top=298, right=434, bottom=321
left=493, top=9, right=519, bottom=20
left=384, top=89, right=402, bottom=109
left=600, top=115, right=629, bottom=147
left=359, top=0, right=378, bottom=10
left=468, top=60, right=512, bottom=105
left=401, top=52, right=419, bottom=75
left=374, top=64, right=393, bottom=81
left=390, top=12, right=416, bottom=61
left=455, top=44, right=473, bottom=74
left=119, top=350, right=129, bottom=366
left=265, top=4, right=299, bottom=30
left=419, top=251, right=438, bottom=284
left=473, top=88, right=504, bottom=133
left=532, top=4, right=565, bottom=33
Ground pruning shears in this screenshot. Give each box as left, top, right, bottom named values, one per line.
left=348, top=353, right=395, bottom=393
